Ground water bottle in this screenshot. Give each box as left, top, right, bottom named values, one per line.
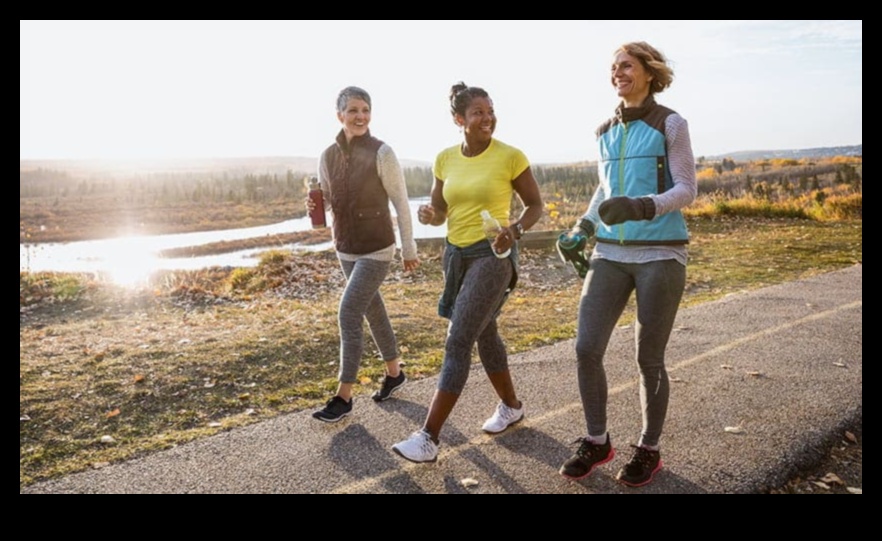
left=306, top=176, right=326, bottom=229
left=480, top=209, right=510, bottom=259
left=556, top=230, right=590, bottom=278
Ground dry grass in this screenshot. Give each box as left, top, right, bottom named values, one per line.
left=19, top=217, right=862, bottom=488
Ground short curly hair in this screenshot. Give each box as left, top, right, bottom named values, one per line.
left=616, top=42, right=674, bottom=95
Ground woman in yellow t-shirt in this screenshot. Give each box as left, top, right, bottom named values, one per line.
left=392, top=82, right=543, bottom=463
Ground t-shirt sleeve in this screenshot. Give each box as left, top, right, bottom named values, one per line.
left=433, top=150, right=446, bottom=181
left=510, top=147, right=530, bottom=180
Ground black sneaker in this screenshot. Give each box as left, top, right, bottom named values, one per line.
left=371, top=371, right=406, bottom=402
left=312, top=396, right=352, bottom=423
left=559, top=435, right=615, bottom=480
left=616, top=444, right=663, bottom=487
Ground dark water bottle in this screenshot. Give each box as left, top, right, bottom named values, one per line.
left=306, top=176, right=326, bottom=229
left=557, top=231, right=590, bottom=278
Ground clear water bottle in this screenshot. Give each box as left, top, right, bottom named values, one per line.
left=480, top=209, right=510, bottom=259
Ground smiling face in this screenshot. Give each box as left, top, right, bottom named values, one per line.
left=611, top=51, right=653, bottom=107
left=337, top=98, right=371, bottom=141
left=456, top=96, right=496, bottom=147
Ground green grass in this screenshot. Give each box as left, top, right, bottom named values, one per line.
left=19, top=217, right=862, bottom=488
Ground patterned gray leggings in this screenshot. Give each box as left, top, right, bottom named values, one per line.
left=337, top=258, right=398, bottom=384
left=438, top=255, right=514, bottom=394
left=575, top=258, right=686, bottom=447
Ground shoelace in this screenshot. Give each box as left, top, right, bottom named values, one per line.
left=381, top=374, right=402, bottom=391
left=328, top=399, right=348, bottom=413
left=626, top=445, right=658, bottom=470
left=574, top=437, right=606, bottom=460
left=498, top=404, right=516, bottom=421
left=415, top=432, right=435, bottom=453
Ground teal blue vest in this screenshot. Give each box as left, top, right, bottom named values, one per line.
left=595, top=97, right=689, bottom=245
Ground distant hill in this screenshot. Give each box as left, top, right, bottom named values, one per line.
left=19, top=145, right=860, bottom=177
left=19, top=156, right=432, bottom=178
left=20, top=156, right=321, bottom=178
left=707, top=144, right=862, bottom=162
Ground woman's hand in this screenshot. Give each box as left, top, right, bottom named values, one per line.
left=418, top=204, right=436, bottom=225
left=305, top=197, right=316, bottom=212
left=403, top=258, right=421, bottom=272
left=492, top=227, right=516, bottom=255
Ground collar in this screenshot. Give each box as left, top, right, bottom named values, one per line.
left=335, top=129, right=372, bottom=152
left=615, top=95, right=657, bottom=124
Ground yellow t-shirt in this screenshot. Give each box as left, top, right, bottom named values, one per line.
left=433, top=138, right=530, bottom=248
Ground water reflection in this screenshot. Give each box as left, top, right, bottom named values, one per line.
left=20, top=199, right=445, bottom=275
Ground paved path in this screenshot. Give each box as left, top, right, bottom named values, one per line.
left=21, top=265, right=862, bottom=494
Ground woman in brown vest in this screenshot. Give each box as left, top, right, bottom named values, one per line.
left=309, top=86, right=420, bottom=423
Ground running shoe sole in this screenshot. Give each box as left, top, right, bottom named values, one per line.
left=616, top=460, right=663, bottom=487
left=391, top=446, right=438, bottom=464
left=311, top=411, right=351, bottom=423
left=372, top=378, right=406, bottom=402
left=482, top=412, right=524, bottom=434
left=559, top=449, right=616, bottom=481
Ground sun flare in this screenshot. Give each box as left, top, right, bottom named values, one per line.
left=103, top=238, right=161, bottom=288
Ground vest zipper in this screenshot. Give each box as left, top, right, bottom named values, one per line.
left=617, top=122, right=628, bottom=244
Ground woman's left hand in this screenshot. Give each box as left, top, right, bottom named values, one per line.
left=403, top=258, right=421, bottom=272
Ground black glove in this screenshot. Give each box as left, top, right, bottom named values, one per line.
left=599, top=196, right=656, bottom=225
left=571, top=218, right=595, bottom=239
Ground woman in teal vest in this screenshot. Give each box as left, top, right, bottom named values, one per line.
left=558, top=42, right=697, bottom=486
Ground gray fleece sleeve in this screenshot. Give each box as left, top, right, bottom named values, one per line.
left=581, top=163, right=606, bottom=228
left=317, top=149, right=332, bottom=212
left=651, top=114, right=697, bottom=215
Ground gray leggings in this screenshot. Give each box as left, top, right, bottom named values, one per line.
left=575, top=258, right=685, bottom=447
left=438, top=255, right=514, bottom=394
left=338, top=258, right=398, bottom=384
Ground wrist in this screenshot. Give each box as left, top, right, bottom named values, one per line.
left=575, top=218, right=595, bottom=239
left=512, top=222, right=524, bottom=240
left=638, top=197, right=656, bottom=220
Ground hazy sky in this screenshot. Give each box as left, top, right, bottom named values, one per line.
left=20, top=20, right=862, bottom=164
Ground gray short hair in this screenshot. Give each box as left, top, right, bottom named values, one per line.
left=336, top=86, right=372, bottom=112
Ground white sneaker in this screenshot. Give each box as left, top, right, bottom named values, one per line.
left=482, top=401, right=525, bottom=433
left=392, top=430, right=439, bottom=463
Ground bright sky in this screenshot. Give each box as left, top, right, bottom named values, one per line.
left=20, top=20, right=862, bottom=165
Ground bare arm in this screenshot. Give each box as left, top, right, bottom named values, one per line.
left=510, top=166, right=543, bottom=234
left=488, top=166, right=543, bottom=254
left=417, top=177, right=448, bottom=226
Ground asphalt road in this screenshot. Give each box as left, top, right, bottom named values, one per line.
left=21, top=264, right=862, bottom=494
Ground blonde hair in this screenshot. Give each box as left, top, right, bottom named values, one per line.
left=616, top=42, right=674, bottom=95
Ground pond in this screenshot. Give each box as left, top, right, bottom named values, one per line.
left=20, top=199, right=445, bottom=282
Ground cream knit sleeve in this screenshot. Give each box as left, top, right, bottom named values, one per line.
left=377, top=144, right=418, bottom=261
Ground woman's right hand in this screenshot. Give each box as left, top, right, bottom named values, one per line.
left=418, top=204, right=436, bottom=225
left=305, top=197, right=316, bottom=212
